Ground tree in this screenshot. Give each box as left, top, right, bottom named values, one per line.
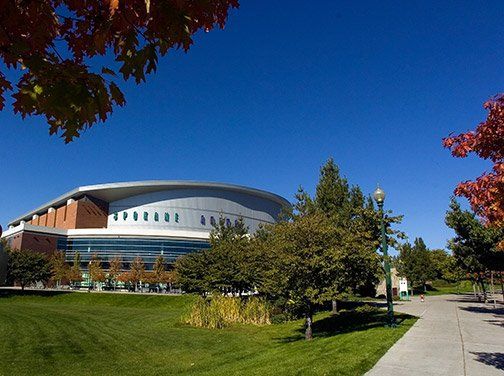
left=309, top=159, right=399, bottom=310
left=445, top=198, right=504, bottom=297
left=207, top=216, right=254, bottom=295
left=260, top=213, right=344, bottom=340
left=443, top=94, right=504, bottom=229
left=174, top=216, right=257, bottom=295
left=7, top=249, right=52, bottom=291
left=68, top=251, right=83, bottom=285
left=108, top=256, right=123, bottom=290
left=50, top=251, right=69, bottom=288
left=0, top=1, right=239, bottom=142
left=128, top=256, right=145, bottom=291
left=174, top=250, right=212, bottom=295
left=396, top=238, right=436, bottom=293
left=88, top=253, right=106, bottom=289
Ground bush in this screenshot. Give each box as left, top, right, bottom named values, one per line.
left=185, top=295, right=271, bottom=329
left=354, top=304, right=380, bottom=314
left=271, top=313, right=289, bottom=324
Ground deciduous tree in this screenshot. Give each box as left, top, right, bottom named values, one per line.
left=443, top=94, right=504, bottom=229
left=129, top=256, right=145, bottom=291
left=7, top=249, right=52, bottom=291
left=68, top=251, right=83, bottom=285
left=445, top=198, right=504, bottom=297
left=0, top=0, right=239, bottom=141
left=50, top=250, right=69, bottom=288
left=108, top=256, right=122, bottom=290
left=89, top=253, right=106, bottom=289
left=260, top=213, right=344, bottom=340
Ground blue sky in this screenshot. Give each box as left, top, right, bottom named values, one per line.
left=0, top=1, right=502, bottom=250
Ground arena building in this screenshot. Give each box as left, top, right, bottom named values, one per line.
left=1, top=181, right=289, bottom=271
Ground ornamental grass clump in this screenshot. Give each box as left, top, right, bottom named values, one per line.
left=185, top=296, right=271, bottom=328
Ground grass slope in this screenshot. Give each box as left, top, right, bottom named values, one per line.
left=0, top=291, right=416, bottom=376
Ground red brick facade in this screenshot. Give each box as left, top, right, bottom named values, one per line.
left=28, top=196, right=108, bottom=230
left=8, top=231, right=59, bottom=255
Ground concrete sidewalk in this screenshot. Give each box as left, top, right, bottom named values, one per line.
left=366, top=294, right=504, bottom=376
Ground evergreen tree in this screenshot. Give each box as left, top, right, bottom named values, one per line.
left=396, top=238, right=436, bottom=292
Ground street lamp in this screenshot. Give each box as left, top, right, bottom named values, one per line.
left=88, top=260, right=92, bottom=292
left=373, top=186, right=396, bottom=327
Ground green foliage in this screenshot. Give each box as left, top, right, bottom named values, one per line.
left=396, top=238, right=436, bottom=289
left=7, top=249, right=52, bottom=290
left=175, top=216, right=262, bottom=295
left=445, top=198, right=504, bottom=276
left=185, top=295, right=271, bottom=329
left=428, top=249, right=465, bottom=283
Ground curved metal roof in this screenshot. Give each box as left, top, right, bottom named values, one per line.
left=9, top=180, right=290, bottom=226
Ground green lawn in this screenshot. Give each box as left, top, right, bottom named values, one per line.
left=0, top=290, right=416, bottom=376
left=418, top=280, right=474, bottom=296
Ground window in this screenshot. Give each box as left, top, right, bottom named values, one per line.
left=143, top=212, right=148, bottom=221
left=133, top=211, right=138, bottom=221
left=123, top=212, right=128, bottom=220
left=164, top=213, right=170, bottom=222
left=113, top=213, right=118, bottom=221
left=200, top=215, right=206, bottom=225
left=175, top=213, right=179, bottom=223
left=154, top=212, right=159, bottom=222
left=210, top=216, right=216, bottom=226
left=226, top=218, right=231, bottom=227
left=234, top=219, right=239, bottom=227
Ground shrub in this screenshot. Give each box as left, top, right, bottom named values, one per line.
left=354, top=304, right=380, bottom=314
left=271, top=313, right=289, bottom=324
left=185, top=295, right=271, bottom=328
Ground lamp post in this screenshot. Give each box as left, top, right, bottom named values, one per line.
left=88, top=260, right=92, bottom=292
left=373, top=186, right=395, bottom=327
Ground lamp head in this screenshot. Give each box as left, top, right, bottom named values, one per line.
left=373, top=186, right=386, bottom=204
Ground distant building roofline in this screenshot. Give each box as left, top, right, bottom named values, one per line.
left=8, top=180, right=290, bottom=226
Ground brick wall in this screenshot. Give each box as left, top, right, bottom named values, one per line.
left=7, top=231, right=59, bottom=255
left=26, top=195, right=108, bottom=230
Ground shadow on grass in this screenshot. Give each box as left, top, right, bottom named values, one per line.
left=276, top=311, right=414, bottom=343
left=471, top=352, right=504, bottom=371
left=0, top=288, right=72, bottom=298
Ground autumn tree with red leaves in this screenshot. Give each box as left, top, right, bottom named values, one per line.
left=443, top=94, right=504, bottom=228
left=0, top=0, right=239, bottom=142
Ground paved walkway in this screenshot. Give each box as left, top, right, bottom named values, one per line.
left=367, top=294, right=504, bottom=376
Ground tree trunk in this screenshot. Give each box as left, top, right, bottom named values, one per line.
left=305, top=314, right=313, bottom=340
left=480, top=280, right=487, bottom=303
left=500, top=272, right=504, bottom=302
left=331, top=300, right=338, bottom=315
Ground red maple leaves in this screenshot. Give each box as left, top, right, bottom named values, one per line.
left=444, top=94, right=504, bottom=226
left=0, top=0, right=239, bottom=142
